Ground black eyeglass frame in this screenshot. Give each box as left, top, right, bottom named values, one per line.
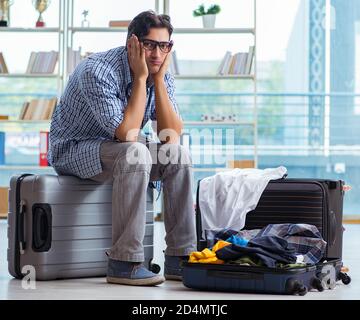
left=140, top=38, right=174, bottom=53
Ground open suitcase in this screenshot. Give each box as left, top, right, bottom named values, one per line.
left=182, top=177, right=351, bottom=295
left=7, top=174, right=160, bottom=280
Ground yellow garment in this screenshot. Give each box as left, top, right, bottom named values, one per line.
left=189, top=240, right=231, bottom=264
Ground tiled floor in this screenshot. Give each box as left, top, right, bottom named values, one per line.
left=0, top=220, right=359, bottom=300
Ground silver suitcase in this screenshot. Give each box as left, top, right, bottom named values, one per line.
left=7, top=174, right=159, bottom=280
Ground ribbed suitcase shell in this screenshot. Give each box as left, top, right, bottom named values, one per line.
left=7, top=174, right=156, bottom=280
left=244, top=179, right=344, bottom=260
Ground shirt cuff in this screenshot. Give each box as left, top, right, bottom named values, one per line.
left=106, top=114, right=124, bottom=139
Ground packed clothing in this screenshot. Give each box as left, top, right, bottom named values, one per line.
left=189, top=223, right=327, bottom=268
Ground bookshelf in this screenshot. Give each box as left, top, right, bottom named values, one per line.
left=163, top=0, right=258, bottom=168
left=0, top=0, right=65, bottom=187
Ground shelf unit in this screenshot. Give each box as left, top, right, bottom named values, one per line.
left=0, top=3, right=66, bottom=94
left=163, top=0, right=258, bottom=168
left=0, top=0, right=65, bottom=187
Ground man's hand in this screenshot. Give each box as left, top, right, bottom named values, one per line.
left=127, top=35, right=148, bottom=81
left=153, top=52, right=172, bottom=83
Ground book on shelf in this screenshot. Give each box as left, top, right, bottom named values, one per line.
left=39, top=131, right=49, bottom=166
left=0, top=115, right=9, bottom=120
left=217, top=51, right=232, bottom=75
left=245, top=46, right=255, bottom=74
left=19, top=97, right=57, bottom=120
left=0, top=186, right=9, bottom=218
left=0, top=52, right=9, bottom=74
left=109, top=20, right=131, bottom=27
left=67, top=47, right=82, bottom=75
left=0, top=132, right=4, bottom=165
left=26, top=51, right=58, bottom=74
left=5, top=132, right=40, bottom=165
left=169, top=50, right=179, bottom=75
left=217, top=46, right=255, bottom=76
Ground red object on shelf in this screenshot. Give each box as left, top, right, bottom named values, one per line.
left=36, top=21, right=45, bottom=27
left=39, top=131, right=49, bottom=166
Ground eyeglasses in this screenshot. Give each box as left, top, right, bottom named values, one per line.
left=141, top=39, right=173, bottom=53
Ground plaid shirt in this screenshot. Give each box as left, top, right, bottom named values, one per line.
left=48, top=46, right=180, bottom=179
left=213, top=223, right=326, bottom=265
left=255, top=223, right=327, bottom=264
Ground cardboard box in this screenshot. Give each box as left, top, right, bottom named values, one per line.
left=0, top=187, right=9, bottom=218
left=228, top=160, right=255, bottom=169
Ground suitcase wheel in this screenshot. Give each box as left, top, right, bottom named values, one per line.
left=339, top=272, right=351, bottom=285
left=311, top=277, right=325, bottom=292
left=149, top=262, right=161, bottom=274
left=286, top=279, right=308, bottom=296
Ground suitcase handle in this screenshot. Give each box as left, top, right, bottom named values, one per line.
left=32, top=204, right=52, bottom=252
left=18, top=200, right=26, bottom=254
left=207, top=269, right=264, bottom=280
left=329, top=210, right=337, bottom=245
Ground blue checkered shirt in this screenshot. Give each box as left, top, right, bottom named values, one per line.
left=48, top=46, right=180, bottom=180
left=255, top=223, right=327, bottom=264
left=214, top=223, right=327, bottom=265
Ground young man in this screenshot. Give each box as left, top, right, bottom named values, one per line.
left=48, top=11, right=197, bottom=286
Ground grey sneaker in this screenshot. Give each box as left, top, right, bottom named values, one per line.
left=164, top=255, right=189, bottom=281
left=106, top=258, right=165, bottom=286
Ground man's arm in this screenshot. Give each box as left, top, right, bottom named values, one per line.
left=153, top=54, right=183, bottom=144
left=115, top=35, right=148, bottom=142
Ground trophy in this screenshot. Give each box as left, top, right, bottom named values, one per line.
left=32, top=0, right=51, bottom=27
left=0, top=0, right=13, bottom=27
left=81, top=10, right=90, bottom=28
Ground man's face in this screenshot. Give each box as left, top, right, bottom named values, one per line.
left=142, top=28, right=171, bottom=75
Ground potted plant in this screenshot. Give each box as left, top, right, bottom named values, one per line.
left=193, top=4, right=221, bottom=28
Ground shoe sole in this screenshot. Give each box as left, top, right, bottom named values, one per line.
left=106, top=275, right=165, bottom=286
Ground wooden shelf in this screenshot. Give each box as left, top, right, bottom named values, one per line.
left=69, top=27, right=254, bottom=34
left=0, top=165, right=53, bottom=170
left=175, top=74, right=254, bottom=80
left=174, top=28, right=255, bottom=34
left=0, top=74, right=58, bottom=78
left=0, top=120, right=50, bottom=124
left=184, top=121, right=255, bottom=126
left=0, top=27, right=61, bottom=33
left=70, top=27, right=127, bottom=33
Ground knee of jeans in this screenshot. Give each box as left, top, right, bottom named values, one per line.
left=124, top=142, right=152, bottom=167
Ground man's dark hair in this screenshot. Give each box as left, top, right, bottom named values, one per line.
left=127, top=10, right=173, bottom=41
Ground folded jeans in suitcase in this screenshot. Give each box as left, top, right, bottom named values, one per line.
left=7, top=174, right=159, bottom=280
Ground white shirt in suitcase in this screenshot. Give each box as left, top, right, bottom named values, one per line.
left=199, top=166, right=287, bottom=237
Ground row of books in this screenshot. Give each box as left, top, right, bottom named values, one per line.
left=19, top=98, right=57, bottom=120
left=26, top=51, right=59, bottom=74
left=67, top=48, right=93, bottom=74
left=0, top=52, right=9, bottom=73
left=0, top=131, right=50, bottom=166
left=67, top=47, right=82, bottom=75
left=217, top=46, right=255, bottom=75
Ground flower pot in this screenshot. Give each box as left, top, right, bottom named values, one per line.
left=202, top=14, right=216, bottom=28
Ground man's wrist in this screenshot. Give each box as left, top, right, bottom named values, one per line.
left=133, top=75, right=147, bottom=83
left=153, top=75, right=165, bottom=86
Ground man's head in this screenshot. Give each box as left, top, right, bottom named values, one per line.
left=127, top=10, right=174, bottom=74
